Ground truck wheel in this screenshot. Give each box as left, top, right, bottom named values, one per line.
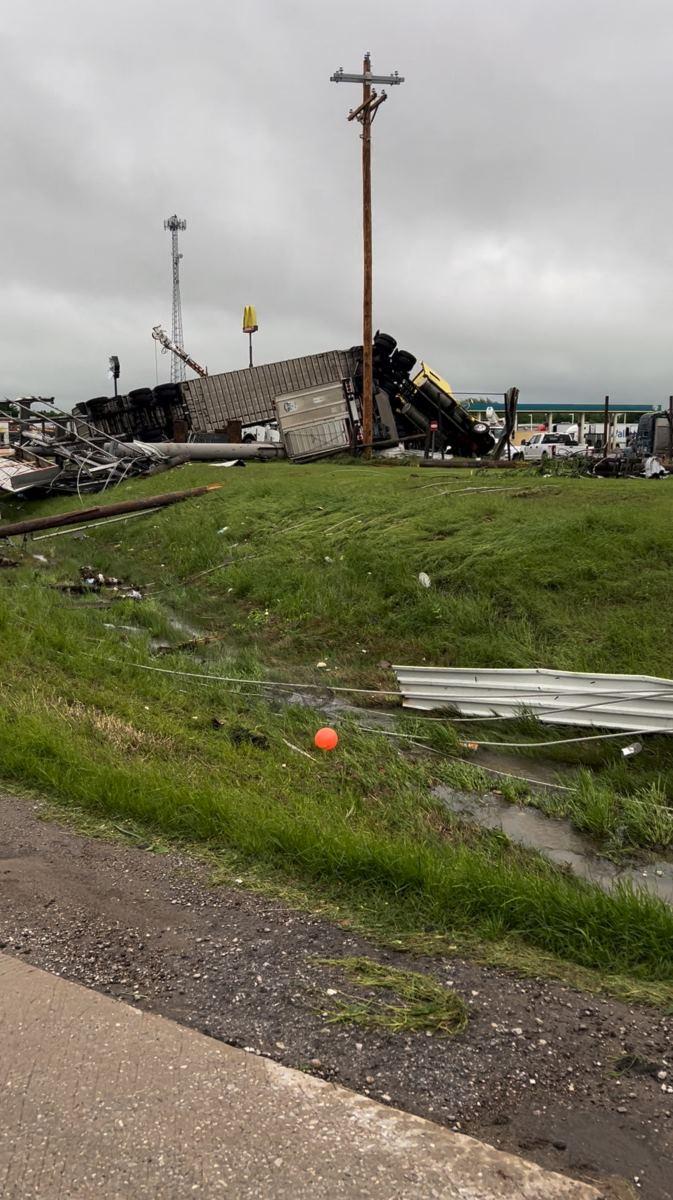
left=373, top=332, right=397, bottom=357
left=391, top=349, right=417, bottom=375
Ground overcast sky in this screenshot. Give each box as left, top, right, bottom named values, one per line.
left=2, top=0, right=673, bottom=408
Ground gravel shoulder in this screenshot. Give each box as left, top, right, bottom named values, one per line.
left=1, top=791, right=671, bottom=1199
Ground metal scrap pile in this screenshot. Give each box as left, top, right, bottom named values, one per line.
left=0, top=398, right=174, bottom=497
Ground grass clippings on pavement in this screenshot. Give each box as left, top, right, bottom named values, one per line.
left=317, top=956, right=469, bottom=1035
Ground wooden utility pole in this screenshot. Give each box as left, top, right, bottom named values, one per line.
left=361, top=55, right=373, bottom=457
left=0, top=484, right=221, bottom=540
left=331, top=56, right=404, bottom=459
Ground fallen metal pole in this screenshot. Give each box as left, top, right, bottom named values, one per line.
left=132, top=442, right=285, bottom=461
left=0, top=483, right=222, bottom=540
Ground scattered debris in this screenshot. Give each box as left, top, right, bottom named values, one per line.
left=154, top=633, right=227, bottom=656
left=0, top=459, right=63, bottom=494
left=418, top=572, right=431, bottom=588
left=0, top=397, right=177, bottom=496
left=644, top=454, right=667, bottom=479
left=55, top=569, right=144, bottom=601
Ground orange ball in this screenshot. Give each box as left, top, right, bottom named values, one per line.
left=314, top=726, right=339, bottom=751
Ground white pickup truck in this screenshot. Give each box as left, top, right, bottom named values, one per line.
left=515, top=432, right=585, bottom=461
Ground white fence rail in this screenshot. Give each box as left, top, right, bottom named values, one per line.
left=392, top=666, right=673, bottom=733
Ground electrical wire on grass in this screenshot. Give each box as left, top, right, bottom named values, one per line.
left=445, top=756, right=574, bottom=792
left=355, top=723, right=666, bottom=750
left=32, top=507, right=163, bottom=540
left=5, top=591, right=667, bottom=735
left=105, top=660, right=402, bottom=697
left=349, top=732, right=572, bottom=792
left=20, top=573, right=671, bottom=743
left=20, top=638, right=653, bottom=791
left=457, top=727, right=673, bottom=748
left=101, top=659, right=673, bottom=731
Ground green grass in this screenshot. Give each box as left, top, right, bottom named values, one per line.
left=316, top=956, right=469, bottom=1034
left=531, top=770, right=673, bottom=855
left=1, top=461, right=673, bottom=992
left=10, top=458, right=673, bottom=679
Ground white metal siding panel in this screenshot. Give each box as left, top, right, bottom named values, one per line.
left=392, top=666, right=673, bottom=732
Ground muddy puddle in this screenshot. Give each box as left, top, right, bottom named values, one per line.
left=271, top=689, right=398, bottom=726
left=435, top=785, right=673, bottom=905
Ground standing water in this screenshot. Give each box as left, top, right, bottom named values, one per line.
left=434, top=786, right=673, bottom=906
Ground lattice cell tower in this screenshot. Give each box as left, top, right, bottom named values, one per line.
left=163, top=214, right=187, bottom=383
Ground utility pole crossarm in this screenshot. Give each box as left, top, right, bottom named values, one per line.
left=331, top=69, right=404, bottom=85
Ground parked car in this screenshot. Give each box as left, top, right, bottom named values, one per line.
left=514, top=432, right=585, bottom=461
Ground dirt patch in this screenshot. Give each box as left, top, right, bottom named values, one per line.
left=0, top=791, right=671, bottom=1198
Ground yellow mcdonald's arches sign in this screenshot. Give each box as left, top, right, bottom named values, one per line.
left=242, top=305, right=258, bottom=333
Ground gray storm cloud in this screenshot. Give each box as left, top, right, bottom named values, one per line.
left=1, top=0, right=672, bottom=407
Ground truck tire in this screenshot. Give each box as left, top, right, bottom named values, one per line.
left=391, top=349, right=417, bottom=375
left=373, top=332, right=397, bottom=358
left=153, top=383, right=180, bottom=401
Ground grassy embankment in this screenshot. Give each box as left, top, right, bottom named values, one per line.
left=1, top=460, right=673, bottom=997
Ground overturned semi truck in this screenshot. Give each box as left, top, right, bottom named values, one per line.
left=72, top=334, right=507, bottom=461
left=274, top=333, right=498, bottom=461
